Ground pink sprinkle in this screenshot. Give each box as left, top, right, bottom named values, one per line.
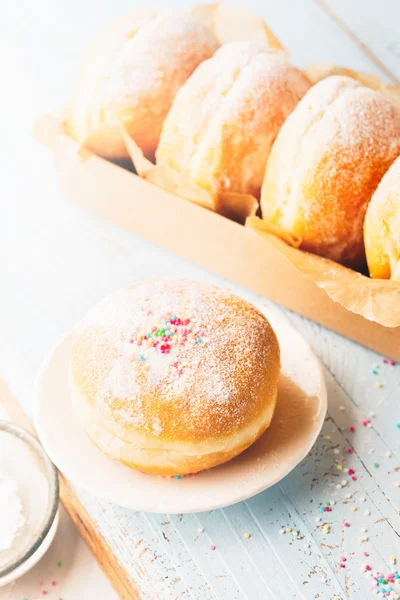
left=137, top=341, right=142, bottom=346
left=363, top=552, right=369, bottom=557
left=383, top=358, right=388, bottom=363
left=210, top=545, right=216, bottom=550
left=129, top=339, right=134, bottom=344
left=350, top=426, right=356, bottom=432
left=390, top=360, right=395, bottom=366
left=351, top=476, right=357, bottom=481
left=344, top=521, right=350, bottom=527
left=340, top=556, right=347, bottom=562
left=362, top=419, right=370, bottom=427
left=177, top=369, right=183, bottom=376
left=151, top=326, right=157, bottom=332
left=51, top=581, right=57, bottom=586
left=347, top=448, right=354, bottom=454
left=325, top=506, right=332, bottom=512
left=385, top=592, right=390, bottom=597
left=42, top=592, right=48, bottom=597
left=365, top=565, right=371, bottom=571
left=339, top=563, right=345, bottom=568
left=348, top=468, right=355, bottom=474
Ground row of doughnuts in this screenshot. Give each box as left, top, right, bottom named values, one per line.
left=69, top=6, right=400, bottom=280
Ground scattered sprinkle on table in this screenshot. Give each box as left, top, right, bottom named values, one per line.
left=57, top=561, right=62, bottom=567
left=385, top=451, right=392, bottom=458
left=373, top=462, right=379, bottom=468
left=351, top=506, right=357, bottom=512
left=210, top=545, right=216, bottom=551
left=197, top=527, right=204, bottom=533
left=285, top=527, right=292, bottom=533
left=243, top=532, right=251, bottom=539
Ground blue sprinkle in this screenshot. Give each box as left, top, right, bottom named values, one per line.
left=174, top=475, right=181, bottom=479
left=378, top=578, right=383, bottom=583
left=319, top=506, right=325, bottom=512
left=397, top=424, right=400, bottom=429
left=196, top=338, right=202, bottom=343
left=146, top=333, right=151, bottom=338
left=372, top=369, right=378, bottom=374
left=139, top=355, right=145, bottom=361
left=171, top=316, right=177, bottom=321
left=169, top=331, right=173, bottom=336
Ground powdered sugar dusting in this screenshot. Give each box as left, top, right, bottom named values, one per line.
left=71, top=278, right=280, bottom=441
left=262, top=75, right=400, bottom=267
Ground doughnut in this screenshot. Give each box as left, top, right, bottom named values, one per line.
left=70, top=278, right=280, bottom=476
left=364, top=156, right=400, bottom=281
left=261, top=75, right=400, bottom=269
left=156, top=41, right=311, bottom=211
left=69, top=8, right=219, bottom=162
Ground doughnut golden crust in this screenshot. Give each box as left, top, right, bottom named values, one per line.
left=69, top=9, right=219, bottom=161
left=364, top=156, right=400, bottom=281
left=156, top=41, right=311, bottom=207
left=70, top=278, right=280, bottom=476
left=261, top=76, right=400, bottom=269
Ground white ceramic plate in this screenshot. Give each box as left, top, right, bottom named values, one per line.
left=34, top=305, right=327, bottom=513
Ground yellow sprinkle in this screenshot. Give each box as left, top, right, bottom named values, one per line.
left=323, top=525, right=330, bottom=534
left=243, top=532, right=251, bottom=539
left=324, top=435, right=331, bottom=441
left=390, top=555, right=396, bottom=563
left=395, top=482, right=400, bottom=488
left=351, top=506, right=357, bottom=512
left=336, top=465, right=343, bottom=471
left=376, top=382, right=383, bottom=388
left=285, top=527, right=292, bottom=533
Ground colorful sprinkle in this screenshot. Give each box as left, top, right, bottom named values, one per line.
left=243, top=532, right=251, bottom=539
left=350, top=426, right=356, bottom=432
left=351, top=506, right=357, bottom=512
left=344, top=521, right=350, bottom=527
left=347, top=447, right=354, bottom=454
left=373, top=462, right=380, bottom=468
left=57, top=561, right=62, bottom=567
left=210, top=545, right=216, bottom=550
left=336, top=464, right=343, bottom=471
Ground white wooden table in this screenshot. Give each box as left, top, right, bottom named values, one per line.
left=1, top=1, right=400, bottom=598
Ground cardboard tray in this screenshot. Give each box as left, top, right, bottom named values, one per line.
left=35, top=115, right=400, bottom=360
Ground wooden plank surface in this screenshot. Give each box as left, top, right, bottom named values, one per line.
left=2, top=1, right=400, bottom=599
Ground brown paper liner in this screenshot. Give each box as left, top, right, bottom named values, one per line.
left=121, top=125, right=258, bottom=223
left=246, top=217, right=400, bottom=327
left=190, top=3, right=286, bottom=53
